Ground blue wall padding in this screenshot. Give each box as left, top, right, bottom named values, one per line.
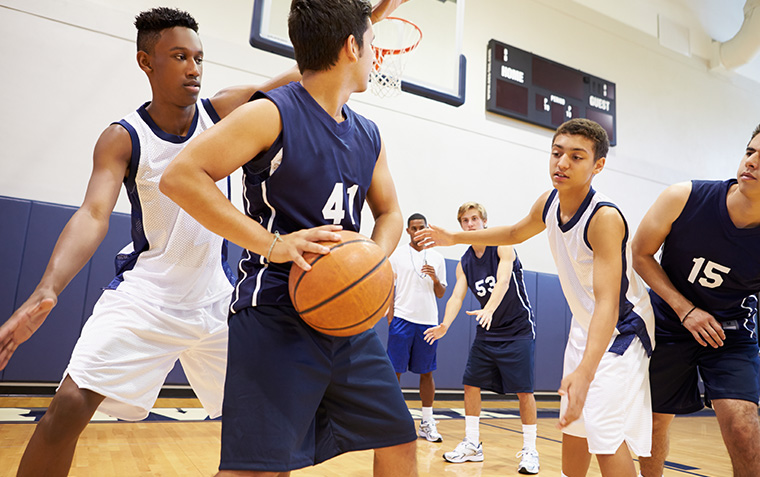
left=4, top=201, right=89, bottom=382
left=0, top=196, right=574, bottom=392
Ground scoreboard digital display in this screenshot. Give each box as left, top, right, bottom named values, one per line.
left=486, top=39, right=617, bottom=146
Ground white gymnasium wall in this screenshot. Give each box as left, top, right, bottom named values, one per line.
left=1, top=0, right=759, bottom=274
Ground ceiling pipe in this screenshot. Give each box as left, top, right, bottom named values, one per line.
left=713, top=0, right=760, bottom=70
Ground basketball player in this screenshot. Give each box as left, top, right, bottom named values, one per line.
left=387, top=213, right=447, bottom=443
left=0, top=3, right=405, bottom=476
left=416, top=118, right=655, bottom=477
left=633, top=124, right=760, bottom=477
left=423, top=201, right=539, bottom=474
left=159, top=0, right=417, bottom=475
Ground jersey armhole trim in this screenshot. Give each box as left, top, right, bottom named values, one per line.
left=583, top=202, right=628, bottom=251
left=201, top=98, right=222, bottom=123
left=542, top=189, right=558, bottom=223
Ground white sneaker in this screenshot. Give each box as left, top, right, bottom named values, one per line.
left=443, top=438, right=484, bottom=463
left=516, top=447, right=539, bottom=474
left=419, top=419, right=443, bottom=442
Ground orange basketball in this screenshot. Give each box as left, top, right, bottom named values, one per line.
left=288, top=230, right=393, bottom=337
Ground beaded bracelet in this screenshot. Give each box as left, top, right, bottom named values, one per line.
left=266, top=231, right=283, bottom=263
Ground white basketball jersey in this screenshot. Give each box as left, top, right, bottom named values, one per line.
left=108, top=100, right=233, bottom=309
left=543, top=188, right=654, bottom=355
left=389, top=243, right=447, bottom=326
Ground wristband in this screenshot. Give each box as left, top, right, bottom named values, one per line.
left=265, top=231, right=283, bottom=263
left=680, top=305, right=696, bottom=324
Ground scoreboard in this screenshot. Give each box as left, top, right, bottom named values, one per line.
left=486, top=39, right=617, bottom=146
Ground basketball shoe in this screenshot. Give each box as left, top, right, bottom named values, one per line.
left=419, top=419, right=443, bottom=442
left=516, top=447, right=539, bottom=474
left=443, top=438, right=483, bottom=463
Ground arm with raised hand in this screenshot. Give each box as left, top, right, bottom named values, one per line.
left=0, top=125, right=130, bottom=370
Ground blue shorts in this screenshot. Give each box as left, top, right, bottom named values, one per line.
left=387, top=317, right=437, bottom=374
left=220, top=305, right=416, bottom=472
left=649, top=336, right=760, bottom=414
left=462, top=339, right=535, bottom=394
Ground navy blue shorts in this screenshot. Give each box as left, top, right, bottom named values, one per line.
left=462, top=340, right=536, bottom=394
left=220, top=305, right=416, bottom=472
left=462, top=339, right=535, bottom=394
left=649, top=335, right=760, bottom=414
left=387, top=317, right=437, bottom=374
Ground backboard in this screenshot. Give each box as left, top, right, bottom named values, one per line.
left=250, top=0, right=467, bottom=106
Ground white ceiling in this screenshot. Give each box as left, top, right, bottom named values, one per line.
left=574, top=0, right=760, bottom=84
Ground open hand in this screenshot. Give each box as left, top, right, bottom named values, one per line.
left=0, top=292, right=57, bottom=370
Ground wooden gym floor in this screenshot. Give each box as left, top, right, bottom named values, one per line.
left=0, top=396, right=731, bottom=476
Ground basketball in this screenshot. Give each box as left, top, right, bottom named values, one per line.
left=288, top=230, right=394, bottom=337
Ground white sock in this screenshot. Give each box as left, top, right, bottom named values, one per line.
left=422, top=406, right=433, bottom=422
left=465, top=415, right=480, bottom=443
left=522, top=424, right=537, bottom=450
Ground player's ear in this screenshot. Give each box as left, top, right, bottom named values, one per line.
left=592, top=156, right=606, bottom=175
left=345, top=34, right=360, bottom=63
left=137, top=51, right=153, bottom=74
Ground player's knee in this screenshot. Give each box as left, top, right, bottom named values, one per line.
left=45, top=386, right=101, bottom=431
left=724, top=414, right=760, bottom=446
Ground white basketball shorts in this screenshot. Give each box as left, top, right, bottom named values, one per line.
left=62, top=289, right=228, bottom=421
left=560, top=321, right=652, bottom=457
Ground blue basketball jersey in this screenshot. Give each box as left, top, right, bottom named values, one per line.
left=460, top=246, right=535, bottom=341
left=651, top=179, right=760, bottom=342
left=231, top=82, right=381, bottom=312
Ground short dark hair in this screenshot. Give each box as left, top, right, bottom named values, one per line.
left=135, top=7, right=199, bottom=54
left=288, top=0, right=372, bottom=73
left=751, top=124, right=760, bottom=144
left=553, top=118, right=610, bottom=161
left=407, top=213, right=427, bottom=227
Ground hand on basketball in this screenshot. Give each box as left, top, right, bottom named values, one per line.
left=466, top=309, right=494, bottom=331
left=415, top=224, right=454, bottom=249
left=0, top=290, right=57, bottom=370
left=423, top=323, right=448, bottom=344
left=370, top=0, right=410, bottom=24
left=556, top=368, right=593, bottom=430
left=682, top=307, right=725, bottom=348
left=269, top=225, right=343, bottom=271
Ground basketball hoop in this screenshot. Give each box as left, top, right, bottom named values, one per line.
left=370, top=17, right=422, bottom=98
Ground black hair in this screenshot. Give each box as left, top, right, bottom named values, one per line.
left=553, top=118, right=610, bottom=161
left=407, top=213, right=427, bottom=227
left=288, top=0, right=372, bottom=73
left=135, top=7, right=199, bottom=53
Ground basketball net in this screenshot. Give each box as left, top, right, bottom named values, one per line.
left=370, top=17, right=422, bottom=98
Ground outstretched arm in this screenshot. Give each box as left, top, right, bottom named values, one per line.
left=424, top=262, right=468, bottom=344
left=632, top=182, right=725, bottom=348
left=557, top=207, right=625, bottom=429
left=466, top=245, right=514, bottom=331
left=416, top=191, right=551, bottom=248
left=0, top=125, right=130, bottom=370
